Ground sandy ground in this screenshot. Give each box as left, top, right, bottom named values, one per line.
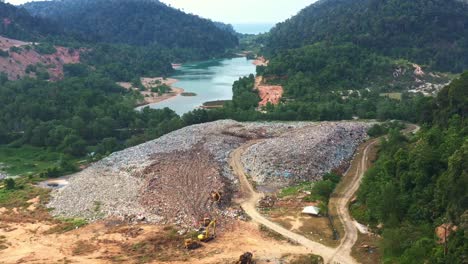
left=117, top=77, right=184, bottom=106
left=0, top=212, right=310, bottom=264
left=252, top=56, right=269, bottom=67
left=255, top=76, right=284, bottom=107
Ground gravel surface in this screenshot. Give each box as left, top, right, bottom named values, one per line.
left=241, top=122, right=371, bottom=187
left=47, top=120, right=370, bottom=225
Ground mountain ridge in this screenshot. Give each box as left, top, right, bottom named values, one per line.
left=265, top=0, right=468, bottom=73
left=23, top=0, right=238, bottom=57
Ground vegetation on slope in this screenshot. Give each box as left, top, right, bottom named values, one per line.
left=265, top=0, right=468, bottom=73
left=0, top=73, right=184, bottom=162
left=352, top=73, right=468, bottom=263
left=0, top=2, right=61, bottom=40
left=23, top=0, right=238, bottom=58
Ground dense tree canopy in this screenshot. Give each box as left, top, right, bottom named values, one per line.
left=0, top=74, right=184, bottom=157
left=0, top=2, right=61, bottom=40
left=23, top=0, right=238, bottom=58
left=352, top=73, right=468, bottom=263
left=265, top=0, right=468, bottom=73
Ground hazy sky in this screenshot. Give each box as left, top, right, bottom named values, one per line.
left=160, top=0, right=316, bottom=23
left=7, top=0, right=316, bottom=24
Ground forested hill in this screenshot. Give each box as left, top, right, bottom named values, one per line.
left=0, top=2, right=61, bottom=40
left=352, top=72, right=467, bottom=263
left=22, top=0, right=238, bottom=57
left=265, top=0, right=468, bottom=73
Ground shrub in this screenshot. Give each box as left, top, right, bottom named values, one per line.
left=4, top=178, right=15, bottom=190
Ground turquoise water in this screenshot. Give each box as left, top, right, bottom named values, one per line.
left=233, top=23, right=274, bottom=34
left=144, top=57, right=256, bottom=115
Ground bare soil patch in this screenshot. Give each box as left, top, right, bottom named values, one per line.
left=255, top=76, right=283, bottom=107
left=262, top=197, right=339, bottom=247
left=118, top=77, right=184, bottom=106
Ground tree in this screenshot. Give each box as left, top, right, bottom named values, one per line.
left=5, top=178, right=15, bottom=190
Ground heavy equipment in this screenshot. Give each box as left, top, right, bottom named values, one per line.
left=237, top=252, right=254, bottom=264
left=198, top=218, right=216, bottom=242
left=184, top=218, right=217, bottom=250
left=210, top=191, right=222, bottom=202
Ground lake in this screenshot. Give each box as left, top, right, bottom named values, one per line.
left=143, top=57, right=256, bottom=115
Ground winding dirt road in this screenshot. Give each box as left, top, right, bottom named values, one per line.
left=328, top=139, right=379, bottom=263
left=229, top=125, right=419, bottom=264
left=229, top=141, right=338, bottom=263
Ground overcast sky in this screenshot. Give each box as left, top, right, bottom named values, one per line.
left=7, top=0, right=316, bottom=24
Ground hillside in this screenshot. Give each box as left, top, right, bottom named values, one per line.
left=265, top=0, right=468, bottom=73
left=0, top=36, right=82, bottom=80
left=0, top=2, right=61, bottom=41
left=352, top=73, right=467, bottom=263
left=23, top=0, right=238, bottom=58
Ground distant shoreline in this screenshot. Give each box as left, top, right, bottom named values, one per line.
left=118, top=77, right=185, bottom=108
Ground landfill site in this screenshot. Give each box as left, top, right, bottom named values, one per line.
left=49, top=120, right=370, bottom=227
left=1, top=120, right=372, bottom=263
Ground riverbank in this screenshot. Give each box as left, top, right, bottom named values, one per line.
left=143, top=57, right=256, bottom=115
left=252, top=56, right=269, bottom=66
left=117, top=77, right=184, bottom=107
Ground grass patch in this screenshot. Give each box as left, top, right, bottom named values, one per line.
left=289, top=254, right=324, bottom=264
left=278, top=182, right=314, bottom=198
left=72, top=240, right=98, bottom=256
left=46, top=218, right=88, bottom=234
left=0, top=145, right=76, bottom=177
left=379, top=92, right=402, bottom=100
left=0, top=178, right=50, bottom=208
left=122, top=226, right=189, bottom=263
left=259, top=224, right=288, bottom=241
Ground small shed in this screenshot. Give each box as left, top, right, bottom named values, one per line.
left=302, top=206, right=321, bottom=216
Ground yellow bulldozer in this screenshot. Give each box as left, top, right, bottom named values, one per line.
left=184, top=218, right=217, bottom=250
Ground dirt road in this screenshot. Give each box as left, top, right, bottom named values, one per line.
left=328, top=124, right=419, bottom=263
left=229, top=141, right=338, bottom=263
left=229, top=124, right=419, bottom=264
left=328, top=139, right=379, bottom=264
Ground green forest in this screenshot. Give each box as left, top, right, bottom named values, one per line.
left=266, top=0, right=468, bottom=73
left=0, top=0, right=467, bottom=262
left=22, top=0, right=238, bottom=58
left=352, top=73, right=467, bottom=263
left=0, top=2, right=60, bottom=40
left=0, top=73, right=184, bottom=158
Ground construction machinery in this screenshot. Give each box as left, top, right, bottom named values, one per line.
left=198, top=218, right=216, bottom=242
left=237, top=252, right=254, bottom=264
left=184, top=218, right=217, bottom=250
left=184, top=238, right=201, bottom=250
left=210, top=191, right=222, bottom=202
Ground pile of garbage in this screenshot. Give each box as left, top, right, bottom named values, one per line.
left=46, top=120, right=370, bottom=227
left=241, top=122, right=371, bottom=187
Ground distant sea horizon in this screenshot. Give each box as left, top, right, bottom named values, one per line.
left=233, top=23, right=275, bottom=34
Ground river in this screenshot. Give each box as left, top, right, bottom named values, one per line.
left=143, top=57, right=256, bottom=115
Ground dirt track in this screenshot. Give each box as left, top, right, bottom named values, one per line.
left=229, top=124, right=419, bottom=264
left=328, top=139, right=378, bottom=264
left=229, top=141, right=337, bottom=262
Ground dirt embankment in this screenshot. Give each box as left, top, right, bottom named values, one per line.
left=252, top=56, right=269, bottom=66
left=0, top=207, right=308, bottom=264
left=118, top=77, right=184, bottom=106
left=0, top=36, right=81, bottom=80
left=255, top=76, right=284, bottom=107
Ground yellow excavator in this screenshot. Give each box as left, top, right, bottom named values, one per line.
left=184, top=218, right=217, bottom=249
left=198, top=218, right=217, bottom=242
